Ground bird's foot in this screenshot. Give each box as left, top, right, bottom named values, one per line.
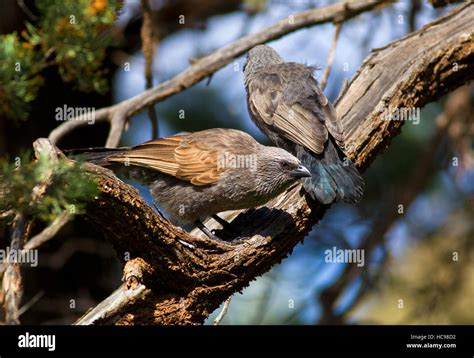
left=194, top=220, right=229, bottom=243
left=211, top=215, right=241, bottom=237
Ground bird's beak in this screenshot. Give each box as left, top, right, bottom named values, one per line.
left=290, top=165, right=311, bottom=178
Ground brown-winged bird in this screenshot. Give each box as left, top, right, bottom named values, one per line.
left=243, top=45, right=364, bottom=204
left=72, top=128, right=311, bottom=240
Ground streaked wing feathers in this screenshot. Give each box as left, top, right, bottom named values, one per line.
left=108, top=134, right=223, bottom=186
left=248, top=62, right=346, bottom=154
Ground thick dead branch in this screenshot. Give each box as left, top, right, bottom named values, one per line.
left=336, top=3, right=474, bottom=169
left=63, top=3, right=474, bottom=325
left=48, top=0, right=390, bottom=148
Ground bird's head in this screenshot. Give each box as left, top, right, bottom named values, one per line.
left=243, top=45, right=284, bottom=84
left=254, top=146, right=311, bottom=196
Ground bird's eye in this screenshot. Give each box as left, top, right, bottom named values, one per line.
left=280, top=161, right=291, bottom=170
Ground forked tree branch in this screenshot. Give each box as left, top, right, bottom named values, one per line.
left=38, top=3, right=472, bottom=325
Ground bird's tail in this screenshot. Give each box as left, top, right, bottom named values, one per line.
left=297, top=140, right=364, bottom=204
left=65, top=147, right=127, bottom=167
left=66, top=147, right=162, bottom=186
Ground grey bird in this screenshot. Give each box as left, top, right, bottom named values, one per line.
left=71, top=128, right=311, bottom=240
left=243, top=44, right=364, bottom=204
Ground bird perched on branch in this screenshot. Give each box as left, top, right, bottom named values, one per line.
left=243, top=44, right=364, bottom=204
left=71, top=128, right=311, bottom=241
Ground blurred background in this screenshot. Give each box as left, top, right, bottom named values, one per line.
left=0, top=0, right=472, bottom=324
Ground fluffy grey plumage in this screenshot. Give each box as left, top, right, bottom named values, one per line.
left=74, top=128, right=311, bottom=227
left=243, top=45, right=364, bottom=204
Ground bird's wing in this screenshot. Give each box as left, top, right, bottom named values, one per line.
left=107, top=134, right=224, bottom=186
left=307, top=75, right=345, bottom=150
left=247, top=63, right=345, bottom=154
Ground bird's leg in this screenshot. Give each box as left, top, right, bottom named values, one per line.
left=212, top=214, right=242, bottom=238
left=194, top=220, right=227, bottom=242
left=212, top=214, right=233, bottom=230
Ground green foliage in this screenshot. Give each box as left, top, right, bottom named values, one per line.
left=0, top=33, right=44, bottom=121
left=0, top=0, right=122, bottom=121
left=30, top=0, right=121, bottom=93
left=0, top=153, right=98, bottom=223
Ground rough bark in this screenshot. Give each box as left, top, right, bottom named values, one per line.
left=60, top=3, right=474, bottom=325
